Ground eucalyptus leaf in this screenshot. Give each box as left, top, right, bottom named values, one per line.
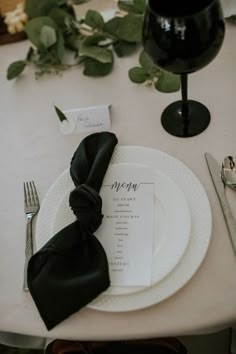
left=118, top=0, right=136, bottom=13
left=114, top=41, right=137, bottom=57
left=56, top=32, right=65, bottom=61
left=7, top=60, right=26, bottom=80
left=25, top=0, right=66, bottom=19
left=40, top=26, right=57, bottom=47
left=65, top=34, right=81, bottom=51
left=83, top=34, right=107, bottom=46
left=128, top=66, right=149, bottom=83
left=54, top=105, right=68, bottom=122
left=84, top=10, right=104, bottom=29
left=139, top=50, right=157, bottom=74
left=155, top=72, right=181, bottom=93
left=118, top=0, right=146, bottom=14
left=80, top=44, right=113, bottom=63
left=133, top=0, right=146, bottom=14
left=49, top=8, right=73, bottom=30
left=83, top=57, right=113, bottom=76
left=116, top=14, right=143, bottom=43
left=104, top=17, right=123, bottom=36
left=25, top=17, right=57, bottom=48
left=105, top=14, right=143, bottom=43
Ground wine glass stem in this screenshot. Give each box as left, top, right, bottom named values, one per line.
left=181, top=73, right=189, bottom=119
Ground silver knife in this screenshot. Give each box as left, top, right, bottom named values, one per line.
left=205, top=152, right=236, bottom=256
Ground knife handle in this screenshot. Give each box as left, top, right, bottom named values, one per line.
left=220, top=196, right=236, bottom=256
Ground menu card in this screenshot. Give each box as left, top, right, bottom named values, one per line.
left=96, top=164, right=155, bottom=287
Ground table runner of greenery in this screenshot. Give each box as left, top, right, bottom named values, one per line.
left=6, top=0, right=181, bottom=93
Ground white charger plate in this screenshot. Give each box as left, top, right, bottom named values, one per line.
left=36, top=162, right=191, bottom=296
left=36, top=146, right=212, bottom=311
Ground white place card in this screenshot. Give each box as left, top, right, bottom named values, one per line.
left=96, top=164, right=155, bottom=287
left=59, top=104, right=111, bottom=135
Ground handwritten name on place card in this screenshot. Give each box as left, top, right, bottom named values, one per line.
left=96, top=164, right=155, bottom=287
left=59, top=104, right=111, bottom=135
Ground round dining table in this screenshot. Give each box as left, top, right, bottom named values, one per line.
left=0, top=1, right=236, bottom=348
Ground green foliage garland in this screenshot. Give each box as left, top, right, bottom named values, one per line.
left=7, top=0, right=180, bottom=93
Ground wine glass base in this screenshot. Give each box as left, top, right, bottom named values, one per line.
left=161, top=100, right=211, bottom=138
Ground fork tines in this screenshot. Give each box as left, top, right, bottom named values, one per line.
left=24, top=181, right=39, bottom=208
left=23, top=180, right=39, bottom=291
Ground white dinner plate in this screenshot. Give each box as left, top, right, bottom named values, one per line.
left=36, top=146, right=212, bottom=311
left=36, top=162, right=191, bottom=296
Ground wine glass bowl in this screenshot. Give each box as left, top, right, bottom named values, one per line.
left=142, top=0, right=225, bottom=137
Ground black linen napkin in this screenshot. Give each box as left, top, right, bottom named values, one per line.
left=27, top=132, right=118, bottom=330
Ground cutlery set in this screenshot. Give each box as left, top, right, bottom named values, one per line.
left=221, top=156, right=236, bottom=190
left=205, top=153, right=236, bottom=256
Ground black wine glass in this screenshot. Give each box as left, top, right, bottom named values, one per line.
left=142, top=0, right=225, bottom=137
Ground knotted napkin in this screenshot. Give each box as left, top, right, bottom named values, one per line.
left=27, top=132, right=118, bottom=330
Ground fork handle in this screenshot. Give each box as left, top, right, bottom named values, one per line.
left=23, top=216, right=33, bottom=291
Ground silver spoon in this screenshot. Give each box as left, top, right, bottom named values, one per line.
left=221, top=156, right=236, bottom=190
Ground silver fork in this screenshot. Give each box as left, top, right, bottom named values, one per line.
left=23, top=181, right=40, bottom=291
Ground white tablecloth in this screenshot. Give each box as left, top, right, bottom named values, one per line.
left=0, top=5, right=236, bottom=343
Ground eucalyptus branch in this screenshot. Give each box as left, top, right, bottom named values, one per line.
left=6, top=0, right=181, bottom=93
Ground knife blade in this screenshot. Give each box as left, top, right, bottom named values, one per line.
left=205, top=152, right=236, bottom=256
